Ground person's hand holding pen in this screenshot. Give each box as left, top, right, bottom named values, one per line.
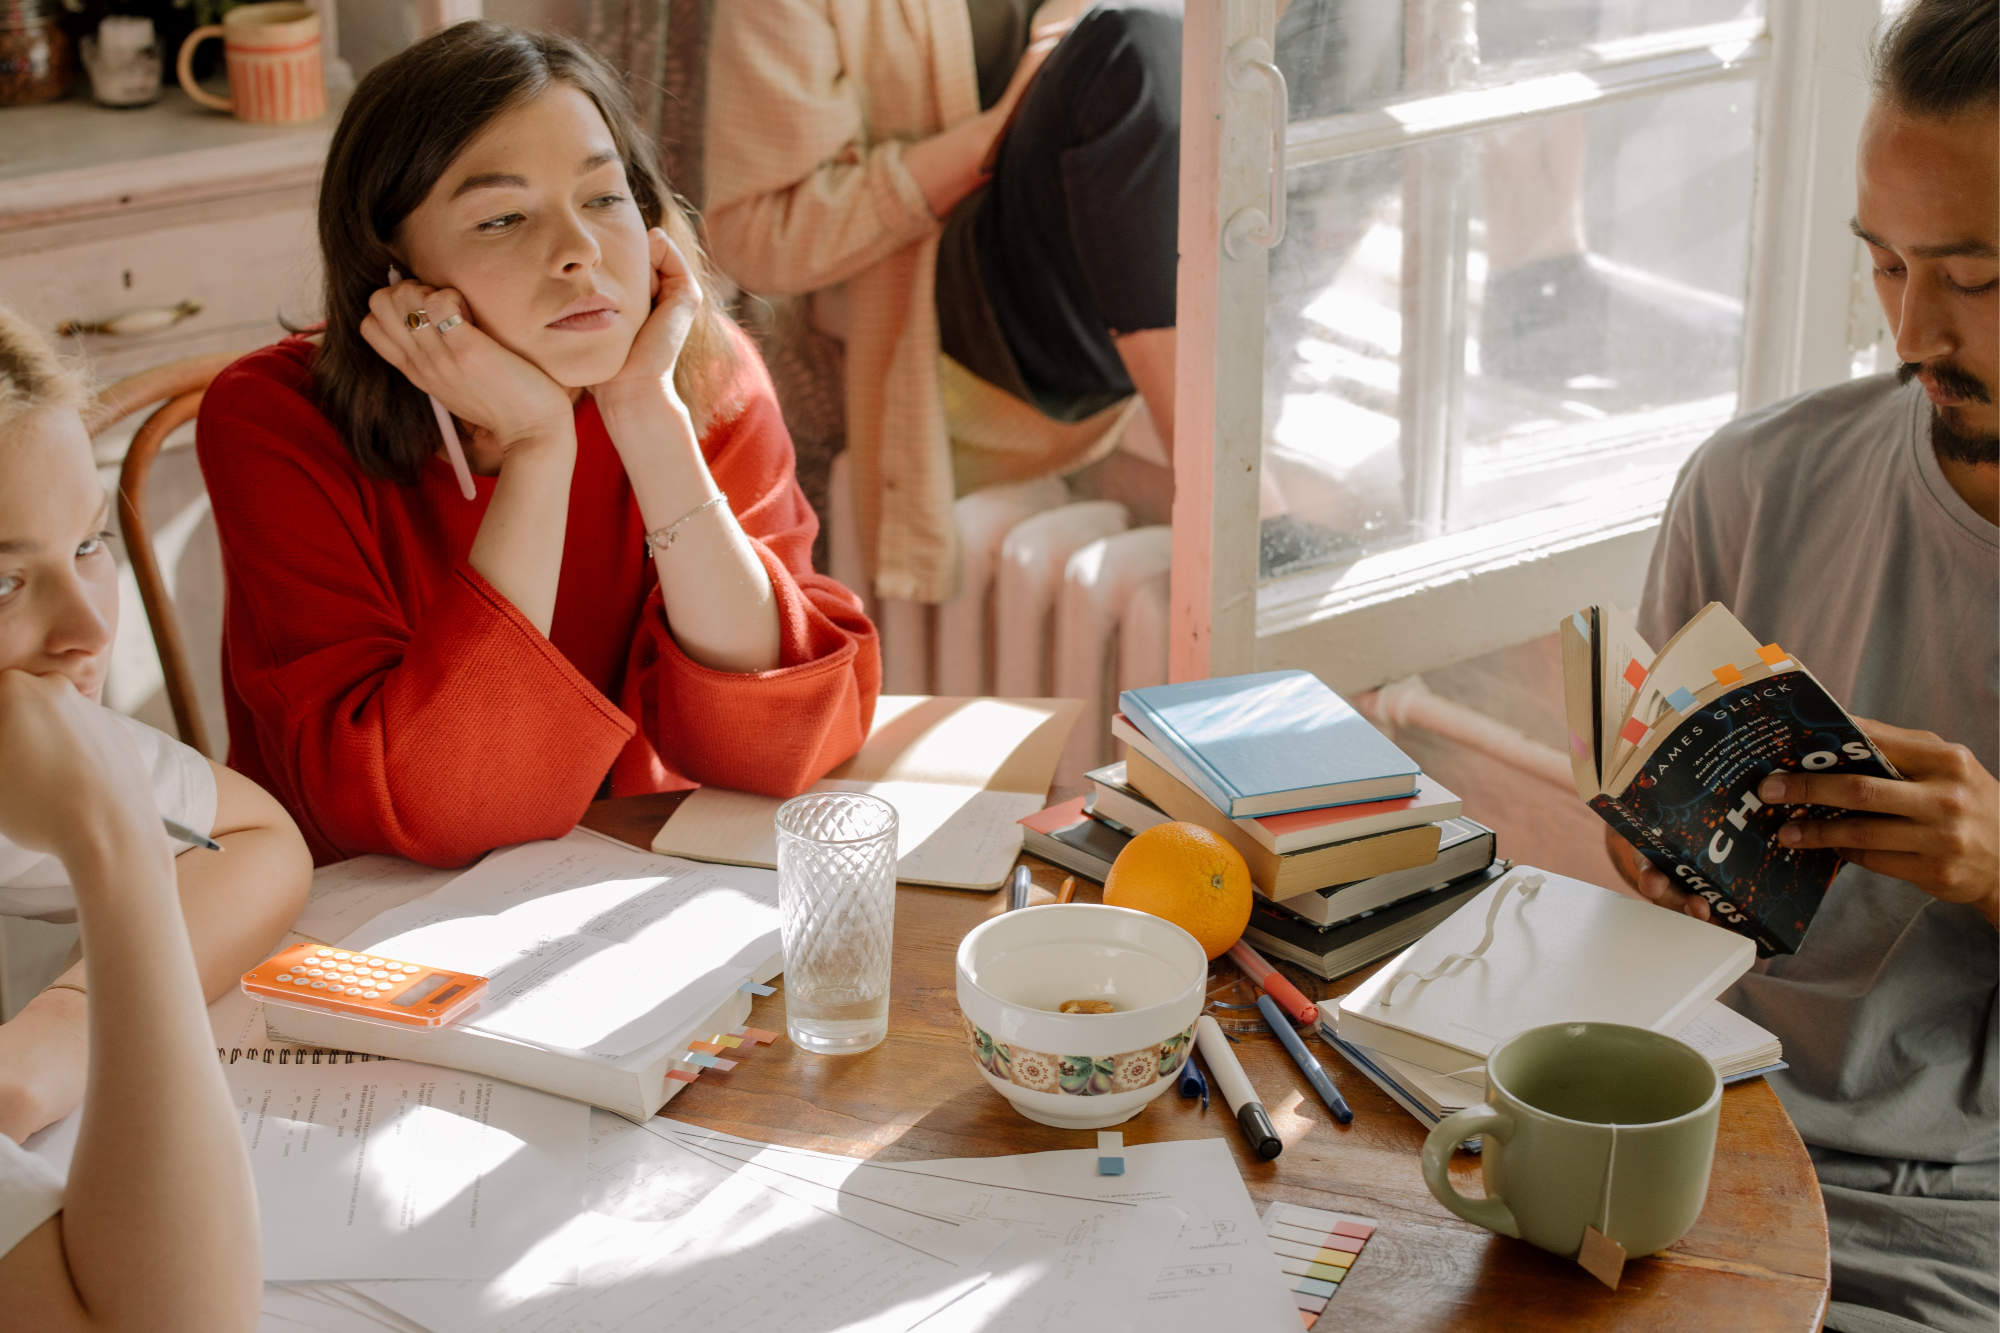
left=360, top=275, right=578, bottom=471
left=0, top=670, right=162, bottom=870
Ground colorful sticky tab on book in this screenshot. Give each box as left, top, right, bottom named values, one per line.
left=1757, top=643, right=1791, bottom=668
left=740, top=981, right=776, bottom=996
left=1618, top=717, right=1650, bottom=745
left=1572, top=610, right=1590, bottom=637
left=1568, top=729, right=1588, bottom=757
left=1097, top=1132, right=1124, bottom=1176
left=1712, top=662, right=1743, bottom=685
left=731, top=1026, right=780, bottom=1045
left=684, top=1052, right=721, bottom=1068
left=1622, top=658, right=1648, bottom=690
left=1262, top=1202, right=1377, bottom=1326
left=1665, top=686, right=1699, bottom=713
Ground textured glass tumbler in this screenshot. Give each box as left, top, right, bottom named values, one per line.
left=775, top=792, right=898, bottom=1055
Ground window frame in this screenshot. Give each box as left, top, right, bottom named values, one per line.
left=1169, top=0, right=1885, bottom=694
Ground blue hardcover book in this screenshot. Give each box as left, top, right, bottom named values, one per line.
left=1118, top=671, right=1420, bottom=818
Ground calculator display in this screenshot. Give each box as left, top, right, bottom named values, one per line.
left=242, top=944, right=487, bottom=1029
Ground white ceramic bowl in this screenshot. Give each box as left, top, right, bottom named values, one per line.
left=956, top=904, right=1208, bottom=1130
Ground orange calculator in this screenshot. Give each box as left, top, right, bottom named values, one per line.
left=243, top=943, right=487, bottom=1028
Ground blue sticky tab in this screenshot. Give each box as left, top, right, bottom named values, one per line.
left=1666, top=686, right=1699, bottom=713
left=1571, top=610, right=1590, bottom=638
left=739, top=982, right=776, bottom=996
left=1098, top=1157, right=1125, bottom=1176
left=685, top=1052, right=721, bottom=1067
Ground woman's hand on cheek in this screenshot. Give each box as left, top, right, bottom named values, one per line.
left=593, top=229, right=701, bottom=413
left=361, top=278, right=575, bottom=457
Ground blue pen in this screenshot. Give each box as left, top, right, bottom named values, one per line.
left=163, top=817, right=221, bottom=852
left=1256, top=992, right=1353, bottom=1125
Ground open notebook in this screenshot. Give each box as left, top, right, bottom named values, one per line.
left=653, top=695, right=1080, bottom=891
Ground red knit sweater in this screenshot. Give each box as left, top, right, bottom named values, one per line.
left=197, top=332, right=879, bottom=868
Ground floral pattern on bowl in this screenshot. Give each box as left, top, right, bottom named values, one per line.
left=962, top=1014, right=1194, bottom=1098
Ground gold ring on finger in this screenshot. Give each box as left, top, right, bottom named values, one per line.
left=435, top=314, right=463, bottom=333
left=406, top=309, right=430, bottom=331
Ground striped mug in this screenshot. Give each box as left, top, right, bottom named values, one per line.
left=176, top=1, right=324, bottom=124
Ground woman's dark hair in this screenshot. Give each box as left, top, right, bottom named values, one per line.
left=1874, top=0, right=1998, bottom=121
left=315, top=21, right=739, bottom=485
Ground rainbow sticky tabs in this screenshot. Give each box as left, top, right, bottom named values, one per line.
left=1097, top=1131, right=1124, bottom=1176
left=689, top=1041, right=724, bottom=1055
left=712, top=1034, right=744, bottom=1049
left=665, top=1070, right=700, bottom=1084
left=1569, top=729, right=1588, bottom=757
left=740, top=981, right=776, bottom=996
left=1623, top=658, right=1648, bottom=690
left=1756, top=643, right=1788, bottom=665
left=685, top=1052, right=721, bottom=1068
left=709, top=1057, right=738, bottom=1071
left=1712, top=662, right=1743, bottom=685
left=1665, top=687, right=1698, bottom=713
left=1619, top=717, right=1650, bottom=744
left=733, top=1026, right=780, bottom=1045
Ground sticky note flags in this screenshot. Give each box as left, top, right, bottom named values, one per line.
left=688, top=1041, right=725, bottom=1055
left=1263, top=1202, right=1377, bottom=1326
left=711, top=1034, right=744, bottom=1049
left=1568, top=729, right=1588, bottom=757
left=708, top=1057, right=738, bottom=1071
left=1619, top=717, right=1650, bottom=745
left=1622, top=658, right=1648, bottom=690
left=1097, top=1131, right=1124, bottom=1176
left=1756, top=643, right=1788, bottom=665
left=731, top=1026, right=780, bottom=1045
left=1665, top=686, right=1698, bottom=713
left=685, top=1052, right=721, bottom=1068
left=665, top=1070, right=700, bottom=1084
left=739, top=982, right=776, bottom=996
left=1572, top=610, right=1590, bottom=637
left=1712, top=662, right=1743, bottom=685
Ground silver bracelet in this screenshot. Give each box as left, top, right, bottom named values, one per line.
left=645, top=494, right=729, bottom=557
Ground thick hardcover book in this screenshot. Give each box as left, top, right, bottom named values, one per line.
left=1562, top=602, right=1900, bottom=956
left=1241, top=868, right=1500, bottom=981
left=1118, top=671, right=1419, bottom=817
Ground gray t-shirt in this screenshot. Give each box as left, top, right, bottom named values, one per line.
left=1641, top=374, right=1998, bottom=1333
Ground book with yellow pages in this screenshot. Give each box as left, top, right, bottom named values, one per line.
left=1560, top=601, right=1899, bottom=956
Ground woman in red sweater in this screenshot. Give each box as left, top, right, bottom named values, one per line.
left=199, top=23, right=879, bottom=867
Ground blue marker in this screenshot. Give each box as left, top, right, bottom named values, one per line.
left=1256, top=993, right=1353, bottom=1125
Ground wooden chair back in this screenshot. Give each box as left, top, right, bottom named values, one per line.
left=89, top=353, right=242, bottom=758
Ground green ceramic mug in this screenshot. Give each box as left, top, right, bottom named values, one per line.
left=1420, top=1022, right=1721, bottom=1260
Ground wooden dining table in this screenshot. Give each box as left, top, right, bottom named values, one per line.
left=586, top=792, right=1831, bottom=1332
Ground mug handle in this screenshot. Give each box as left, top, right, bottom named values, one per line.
left=176, top=25, right=232, bottom=112
left=1421, top=1103, right=1521, bottom=1239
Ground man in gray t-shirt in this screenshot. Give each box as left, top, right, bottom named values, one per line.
left=1612, top=4, right=1998, bottom=1332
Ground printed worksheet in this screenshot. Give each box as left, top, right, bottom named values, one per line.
left=230, top=1059, right=588, bottom=1281
left=296, top=856, right=464, bottom=946
left=352, top=1113, right=1006, bottom=1333
left=917, top=1138, right=1300, bottom=1331
left=333, top=830, right=781, bottom=1059
left=657, top=1123, right=1186, bottom=1333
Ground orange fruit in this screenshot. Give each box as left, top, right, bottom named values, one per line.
left=1103, top=822, right=1254, bottom=960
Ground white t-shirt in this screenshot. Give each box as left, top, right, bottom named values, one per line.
left=0, top=1131, right=63, bottom=1260
left=0, top=710, right=217, bottom=922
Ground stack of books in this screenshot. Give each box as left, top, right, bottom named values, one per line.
left=1019, top=670, right=1498, bottom=979
left=1324, top=868, right=1787, bottom=1136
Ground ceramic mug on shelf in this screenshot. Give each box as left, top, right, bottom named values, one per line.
left=1420, top=1021, right=1721, bottom=1261
left=176, top=1, right=325, bottom=124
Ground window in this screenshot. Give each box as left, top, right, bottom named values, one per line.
left=1172, top=0, right=1884, bottom=694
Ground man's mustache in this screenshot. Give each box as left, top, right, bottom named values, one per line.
left=1897, top=358, right=1993, bottom=404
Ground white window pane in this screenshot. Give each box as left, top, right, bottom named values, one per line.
left=1475, top=0, right=1767, bottom=69
left=1258, top=77, right=1759, bottom=582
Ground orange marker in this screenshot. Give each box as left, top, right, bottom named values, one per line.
left=1227, top=940, right=1316, bottom=1025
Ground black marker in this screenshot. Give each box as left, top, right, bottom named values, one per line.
left=1195, top=1015, right=1281, bottom=1159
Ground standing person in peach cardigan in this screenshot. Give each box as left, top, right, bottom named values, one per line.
left=704, top=1, right=1183, bottom=605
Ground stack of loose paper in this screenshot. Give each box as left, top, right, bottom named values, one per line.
left=653, top=695, right=1080, bottom=891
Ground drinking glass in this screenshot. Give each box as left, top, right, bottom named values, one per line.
left=775, top=792, right=898, bottom=1054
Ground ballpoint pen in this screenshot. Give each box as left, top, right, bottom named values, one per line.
left=1256, top=992, right=1353, bottom=1125
left=163, top=817, right=221, bottom=852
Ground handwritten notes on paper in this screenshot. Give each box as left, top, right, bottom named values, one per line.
left=228, top=1060, right=588, bottom=1281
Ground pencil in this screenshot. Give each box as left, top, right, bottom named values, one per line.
left=1255, top=993, right=1352, bottom=1124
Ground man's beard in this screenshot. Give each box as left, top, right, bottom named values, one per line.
left=1897, top=359, right=1998, bottom=467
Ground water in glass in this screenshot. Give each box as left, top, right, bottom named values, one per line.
left=775, top=791, right=897, bottom=1054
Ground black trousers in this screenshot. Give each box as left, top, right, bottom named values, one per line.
left=939, top=2, right=1182, bottom=421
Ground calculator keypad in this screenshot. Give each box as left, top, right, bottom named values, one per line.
left=246, top=945, right=482, bottom=1027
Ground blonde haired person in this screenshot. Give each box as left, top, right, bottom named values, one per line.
left=0, top=306, right=313, bottom=1145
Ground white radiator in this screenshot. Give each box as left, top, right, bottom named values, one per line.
left=828, top=453, right=1170, bottom=791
